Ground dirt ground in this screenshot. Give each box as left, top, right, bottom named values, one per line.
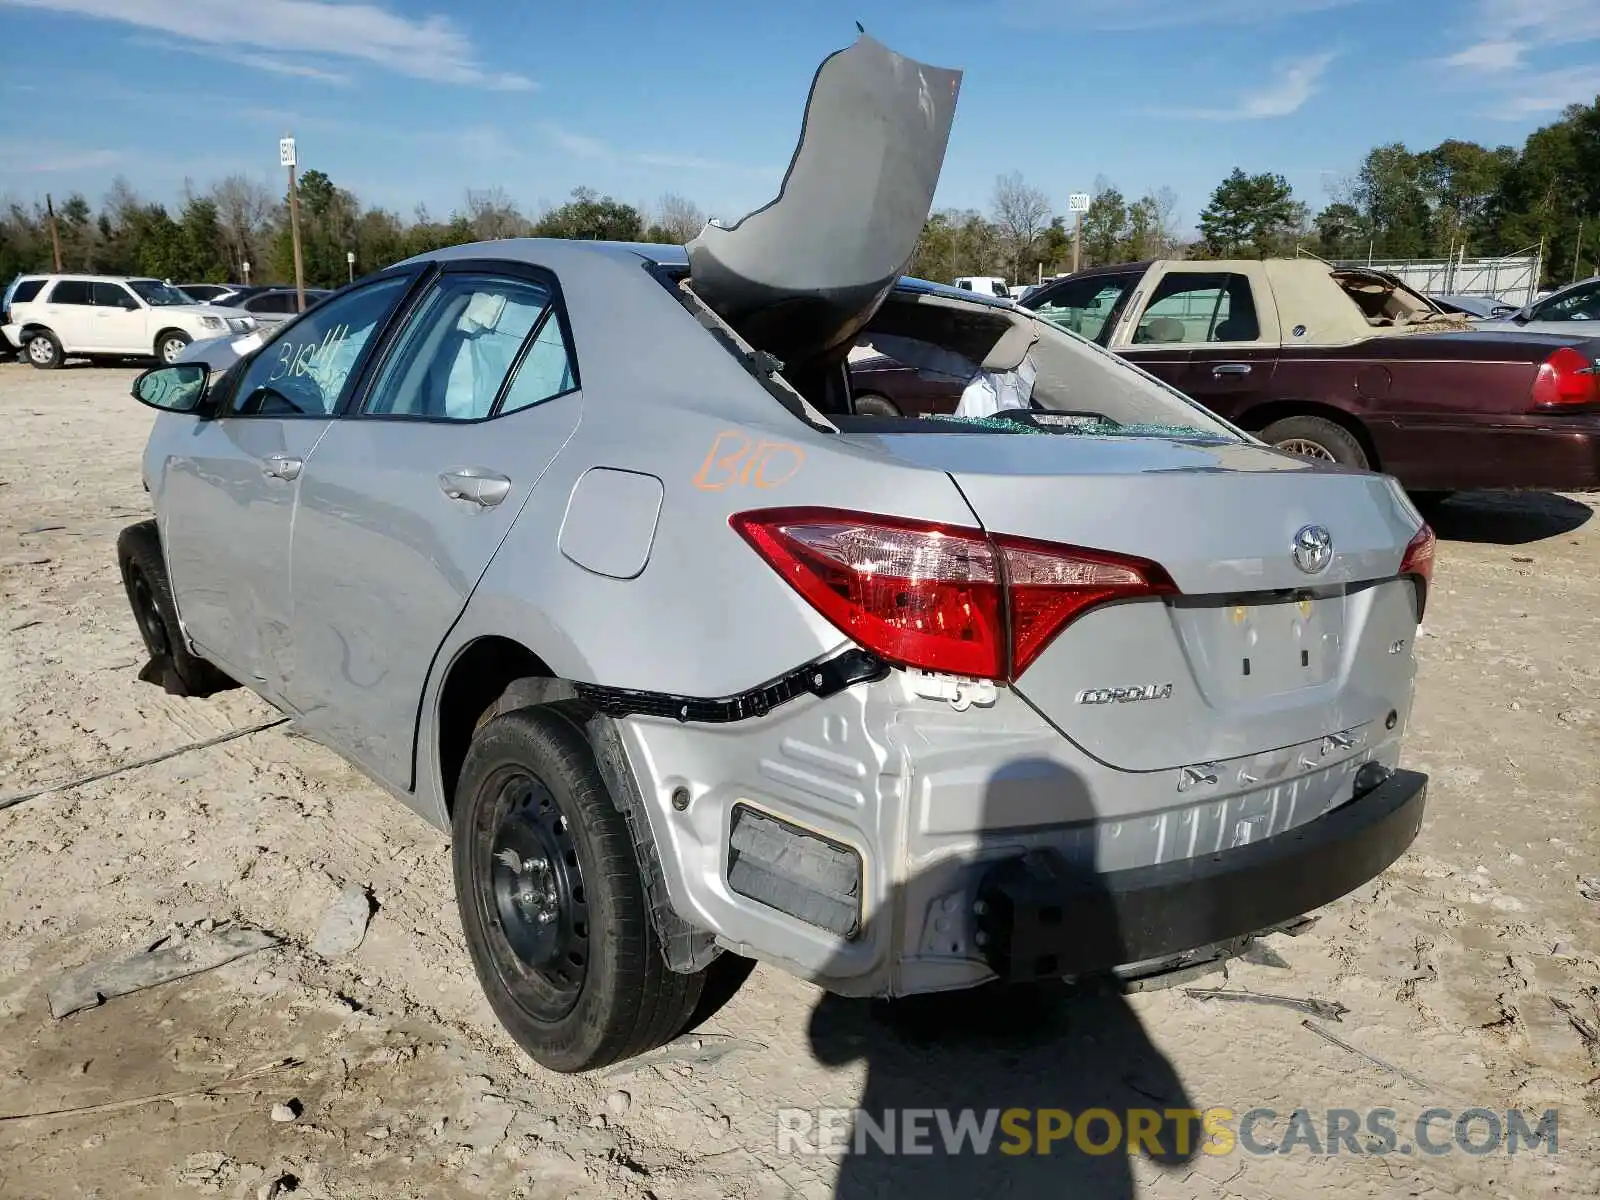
left=1, top=364, right=1597, bottom=1200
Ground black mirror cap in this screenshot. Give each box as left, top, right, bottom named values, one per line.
left=131, top=362, right=214, bottom=417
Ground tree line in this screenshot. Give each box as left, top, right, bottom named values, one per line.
left=3, top=96, right=1596, bottom=290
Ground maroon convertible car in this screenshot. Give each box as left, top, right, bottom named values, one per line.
left=850, top=259, right=1600, bottom=495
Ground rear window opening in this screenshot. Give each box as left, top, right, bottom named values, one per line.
left=1330, top=269, right=1469, bottom=330
left=654, top=262, right=1241, bottom=442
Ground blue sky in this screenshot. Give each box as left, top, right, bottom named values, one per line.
left=1, top=0, right=1598, bottom=234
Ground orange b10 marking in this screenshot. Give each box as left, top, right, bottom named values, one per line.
left=691, top=431, right=805, bottom=491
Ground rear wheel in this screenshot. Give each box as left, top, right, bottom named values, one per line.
left=24, top=329, right=62, bottom=369
left=117, top=521, right=234, bottom=696
left=453, top=705, right=707, bottom=1072
left=156, top=330, right=192, bottom=364
left=1261, top=415, right=1370, bottom=470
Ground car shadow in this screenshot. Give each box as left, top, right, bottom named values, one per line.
left=1422, top=490, right=1593, bottom=545
left=802, top=757, right=1199, bottom=1198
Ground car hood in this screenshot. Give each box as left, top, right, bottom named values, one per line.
left=176, top=329, right=264, bottom=370
left=686, top=32, right=961, bottom=366
left=160, top=303, right=253, bottom=321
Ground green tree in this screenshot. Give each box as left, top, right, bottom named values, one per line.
left=532, top=187, right=643, bottom=241
left=1355, top=145, right=1431, bottom=257
left=1198, top=168, right=1305, bottom=258
left=1313, top=201, right=1367, bottom=259
left=1081, top=183, right=1127, bottom=265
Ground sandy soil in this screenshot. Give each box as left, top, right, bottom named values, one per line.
left=1, top=364, right=1597, bottom=1200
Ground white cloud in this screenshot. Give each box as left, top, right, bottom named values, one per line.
left=1495, top=64, right=1600, bottom=117
left=1442, top=40, right=1526, bottom=72
left=129, top=36, right=353, bottom=85
left=998, top=0, right=1355, bottom=31
left=1439, top=1, right=1600, bottom=117
left=0, top=0, right=535, bottom=90
left=1149, top=53, right=1335, bottom=120
left=0, top=144, right=124, bottom=172
left=541, top=123, right=610, bottom=160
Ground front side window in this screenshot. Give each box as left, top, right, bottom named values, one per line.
left=48, top=280, right=92, bottom=305
left=1532, top=280, right=1600, bottom=322
left=363, top=273, right=575, bottom=421
left=128, top=279, right=194, bottom=306
left=228, top=276, right=413, bottom=417
left=1132, top=272, right=1260, bottom=344
left=1029, top=274, right=1138, bottom=344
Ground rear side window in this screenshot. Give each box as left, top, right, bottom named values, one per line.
left=362, top=273, right=576, bottom=421
left=48, top=280, right=91, bottom=305
left=11, top=279, right=46, bottom=303
left=248, top=293, right=297, bottom=314
left=1134, top=272, right=1261, bottom=344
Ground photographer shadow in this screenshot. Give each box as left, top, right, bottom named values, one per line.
left=806, top=757, right=1201, bottom=1198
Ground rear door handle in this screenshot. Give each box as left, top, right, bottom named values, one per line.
left=261, top=454, right=302, bottom=480
left=439, top=468, right=512, bottom=508
left=1211, top=363, right=1252, bottom=378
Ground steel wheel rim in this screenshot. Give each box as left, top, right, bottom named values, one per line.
left=28, top=337, right=52, bottom=364
left=1276, top=437, right=1336, bottom=462
left=129, top=567, right=170, bottom=658
left=485, top=770, right=589, bottom=1016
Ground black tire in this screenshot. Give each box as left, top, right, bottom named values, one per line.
left=155, top=330, right=192, bottom=364
left=453, top=705, right=706, bottom=1072
left=116, top=520, right=234, bottom=697
left=853, top=392, right=901, bottom=418
left=1260, top=414, right=1370, bottom=469
left=24, top=329, right=62, bottom=370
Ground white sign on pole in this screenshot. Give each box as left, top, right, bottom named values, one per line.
left=1068, top=192, right=1092, bottom=214
left=279, top=137, right=297, bottom=168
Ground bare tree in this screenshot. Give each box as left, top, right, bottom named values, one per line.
left=652, top=192, right=706, bottom=243
left=210, top=174, right=276, bottom=278
left=990, top=171, right=1053, bottom=283
left=465, top=186, right=528, bottom=241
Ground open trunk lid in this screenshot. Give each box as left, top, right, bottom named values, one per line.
left=845, top=429, right=1425, bottom=772
left=686, top=33, right=961, bottom=366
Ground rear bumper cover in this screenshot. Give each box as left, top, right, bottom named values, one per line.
left=974, top=767, right=1427, bottom=981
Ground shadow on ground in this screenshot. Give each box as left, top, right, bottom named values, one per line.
left=1423, top=490, right=1593, bottom=545
left=795, top=757, right=1200, bottom=1199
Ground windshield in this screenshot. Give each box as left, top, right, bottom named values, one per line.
left=129, top=279, right=194, bottom=306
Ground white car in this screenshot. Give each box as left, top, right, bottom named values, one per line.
left=1479, top=275, right=1600, bottom=339
left=1, top=274, right=259, bottom=369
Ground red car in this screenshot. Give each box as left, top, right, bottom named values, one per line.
left=850, top=260, right=1600, bottom=494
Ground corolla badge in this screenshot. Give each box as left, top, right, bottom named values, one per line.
left=1292, top=524, right=1334, bottom=574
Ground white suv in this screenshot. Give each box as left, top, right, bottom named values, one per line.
left=2, top=275, right=259, bottom=369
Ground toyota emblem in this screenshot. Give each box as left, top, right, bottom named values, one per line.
left=1292, top=525, right=1334, bottom=574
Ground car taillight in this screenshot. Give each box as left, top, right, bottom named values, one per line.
left=731, top=507, right=1176, bottom=681
left=1399, top=522, right=1435, bottom=618
left=1530, top=346, right=1600, bottom=410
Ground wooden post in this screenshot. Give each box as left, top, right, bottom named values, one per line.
left=45, top=193, right=62, bottom=271
left=285, top=134, right=306, bottom=313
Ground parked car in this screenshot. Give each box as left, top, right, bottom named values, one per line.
left=1004, top=260, right=1598, bottom=493
left=2, top=273, right=45, bottom=359
left=2, top=274, right=260, bottom=367
left=953, top=275, right=1013, bottom=298
left=1427, top=293, right=1519, bottom=320
left=220, top=286, right=332, bottom=325
left=1478, top=275, right=1600, bottom=339
left=176, top=283, right=248, bottom=304
left=118, top=33, right=1431, bottom=1075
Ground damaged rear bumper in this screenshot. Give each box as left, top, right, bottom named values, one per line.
left=973, top=768, right=1428, bottom=982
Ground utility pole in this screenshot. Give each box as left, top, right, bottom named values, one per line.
left=1068, top=191, right=1089, bottom=274
left=281, top=135, right=306, bottom=313
left=1574, top=220, right=1585, bottom=282
left=45, top=193, right=62, bottom=271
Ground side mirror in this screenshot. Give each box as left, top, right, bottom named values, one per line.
left=119, top=295, right=140, bottom=310
left=131, top=363, right=211, bottom=415
left=1512, top=306, right=1532, bottom=324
